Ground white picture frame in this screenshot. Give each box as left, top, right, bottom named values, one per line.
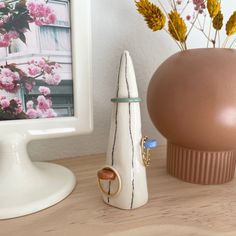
left=0, top=0, right=92, bottom=220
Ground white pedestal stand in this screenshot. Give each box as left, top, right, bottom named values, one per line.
left=0, top=135, right=76, bottom=220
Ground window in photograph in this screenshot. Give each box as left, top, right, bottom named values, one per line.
left=40, top=1, right=71, bottom=52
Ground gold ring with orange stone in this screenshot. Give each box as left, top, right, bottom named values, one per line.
left=97, top=166, right=121, bottom=197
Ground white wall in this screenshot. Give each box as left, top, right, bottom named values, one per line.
left=29, top=0, right=236, bottom=161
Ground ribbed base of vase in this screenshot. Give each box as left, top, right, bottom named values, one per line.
left=167, top=142, right=236, bottom=184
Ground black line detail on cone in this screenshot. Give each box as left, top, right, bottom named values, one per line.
left=124, top=53, right=135, bottom=209
left=107, top=55, right=122, bottom=203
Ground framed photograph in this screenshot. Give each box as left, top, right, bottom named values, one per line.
left=0, top=0, right=92, bottom=219
left=0, top=0, right=92, bottom=134
left=0, top=0, right=91, bottom=121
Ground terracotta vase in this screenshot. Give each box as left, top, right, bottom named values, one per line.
left=147, top=48, right=236, bottom=185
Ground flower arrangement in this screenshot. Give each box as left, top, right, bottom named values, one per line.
left=135, top=0, right=236, bottom=50
left=0, top=0, right=56, bottom=47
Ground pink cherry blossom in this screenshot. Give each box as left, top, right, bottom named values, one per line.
left=37, top=95, right=51, bottom=110
left=0, top=68, right=20, bottom=92
left=0, top=40, right=10, bottom=47
left=0, top=96, right=24, bottom=115
left=1, top=58, right=62, bottom=93
left=0, top=57, right=60, bottom=119
left=0, top=0, right=57, bottom=49
left=0, top=31, right=19, bottom=48
left=43, top=74, right=55, bottom=85
left=39, top=86, right=51, bottom=96
left=46, top=13, right=56, bottom=24
left=38, top=58, right=46, bottom=68
left=28, top=59, right=35, bottom=65
left=27, top=58, right=59, bottom=78
left=26, top=0, right=56, bottom=26
left=0, top=2, right=6, bottom=9
left=26, top=100, right=34, bottom=109
left=43, top=64, right=52, bottom=73
left=26, top=1, right=36, bottom=12
left=45, top=6, right=52, bottom=15
left=13, top=97, right=23, bottom=114
left=2, top=68, right=12, bottom=77
left=53, top=74, right=61, bottom=84
left=16, top=105, right=23, bottom=114
left=44, top=73, right=61, bottom=85
left=55, top=63, right=61, bottom=69
left=37, top=95, right=46, bottom=102
left=36, top=108, right=43, bottom=117
left=2, top=14, right=10, bottom=23
left=28, top=64, right=42, bottom=76
left=0, top=77, right=14, bottom=91
left=13, top=97, right=22, bottom=106
left=7, top=31, right=19, bottom=39
left=26, top=108, right=39, bottom=119
left=34, top=18, right=44, bottom=26
left=0, top=99, right=10, bottom=109
left=26, top=93, right=58, bottom=119
left=44, top=108, right=57, bottom=118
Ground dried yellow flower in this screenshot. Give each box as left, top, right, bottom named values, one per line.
left=213, top=11, right=223, bottom=30
left=168, top=10, right=187, bottom=43
left=135, top=0, right=166, bottom=31
left=207, top=0, right=220, bottom=18
left=226, top=11, right=236, bottom=36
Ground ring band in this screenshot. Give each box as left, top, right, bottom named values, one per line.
left=111, top=97, right=142, bottom=103
left=97, top=166, right=122, bottom=197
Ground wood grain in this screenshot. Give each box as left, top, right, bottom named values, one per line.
left=1, top=146, right=236, bottom=236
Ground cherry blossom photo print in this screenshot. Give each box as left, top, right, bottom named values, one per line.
left=0, top=0, right=74, bottom=120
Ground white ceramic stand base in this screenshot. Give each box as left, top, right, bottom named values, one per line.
left=0, top=135, right=76, bottom=220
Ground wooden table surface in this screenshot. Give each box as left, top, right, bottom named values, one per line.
left=1, top=146, right=236, bottom=236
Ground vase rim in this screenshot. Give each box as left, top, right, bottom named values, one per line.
left=171, top=47, right=236, bottom=58
left=177, top=47, right=235, bottom=53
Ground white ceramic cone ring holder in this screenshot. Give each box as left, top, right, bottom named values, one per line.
left=97, top=51, right=159, bottom=210
left=97, top=51, right=158, bottom=210
left=0, top=134, right=76, bottom=220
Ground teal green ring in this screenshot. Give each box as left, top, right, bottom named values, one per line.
left=111, top=97, right=142, bottom=103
